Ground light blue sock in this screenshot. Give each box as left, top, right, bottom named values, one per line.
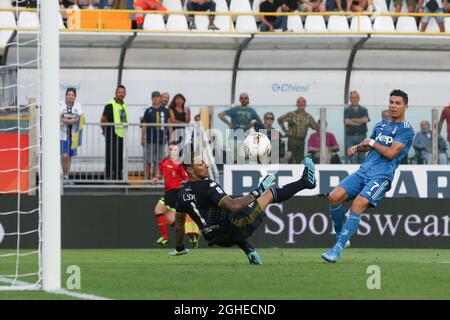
left=336, top=211, right=361, bottom=250
left=330, top=204, right=346, bottom=236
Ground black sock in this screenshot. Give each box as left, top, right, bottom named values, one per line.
left=237, top=241, right=255, bottom=255
left=271, top=179, right=307, bottom=203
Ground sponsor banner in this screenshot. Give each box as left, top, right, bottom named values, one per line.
left=223, top=164, right=450, bottom=199
left=1, top=195, right=448, bottom=248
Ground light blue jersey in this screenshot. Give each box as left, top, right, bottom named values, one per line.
left=358, top=120, right=415, bottom=180
left=340, top=119, right=414, bottom=207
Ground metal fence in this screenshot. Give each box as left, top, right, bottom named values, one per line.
left=66, top=122, right=219, bottom=186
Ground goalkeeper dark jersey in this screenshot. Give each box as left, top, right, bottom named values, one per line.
left=175, top=178, right=229, bottom=233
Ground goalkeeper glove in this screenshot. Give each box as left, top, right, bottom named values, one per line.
left=251, top=174, right=276, bottom=199
left=168, top=247, right=190, bottom=256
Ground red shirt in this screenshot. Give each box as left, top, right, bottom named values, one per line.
left=440, top=106, right=450, bottom=142
left=308, top=131, right=338, bottom=149
left=160, top=158, right=187, bottom=192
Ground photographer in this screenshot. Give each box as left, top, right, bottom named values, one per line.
left=60, top=88, right=83, bottom=184
left=259, top=0, right=291, bottom=32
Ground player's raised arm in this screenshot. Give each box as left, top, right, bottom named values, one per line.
left=361, top=138, right=405, bottom=160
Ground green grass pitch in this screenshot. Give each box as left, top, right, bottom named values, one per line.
left=0, top=248, right=449, bottom=300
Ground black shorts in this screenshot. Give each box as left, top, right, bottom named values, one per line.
left=159, top=189, right=179, bottom=211
left=204, top=201, right=265, bottom=247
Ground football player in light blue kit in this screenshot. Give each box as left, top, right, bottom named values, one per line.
left=322, top=89, right=414, bottom=263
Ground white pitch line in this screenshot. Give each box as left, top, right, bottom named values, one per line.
left=0, top=277, right=112, bottom=300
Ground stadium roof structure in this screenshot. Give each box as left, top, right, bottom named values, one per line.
left=3, top=31, right=450, bottom=104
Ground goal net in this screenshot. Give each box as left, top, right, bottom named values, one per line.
left=0, top=0, right=60, bottom=291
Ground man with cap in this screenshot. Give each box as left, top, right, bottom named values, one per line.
left=141, top=91, right=170, bottom=180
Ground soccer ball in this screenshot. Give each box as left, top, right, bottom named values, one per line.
left=243, top=132, right=272, bottom=158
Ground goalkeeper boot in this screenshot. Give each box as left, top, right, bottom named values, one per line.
left=321, top=244, right=343, bottom=263
left=155, top=236, right=168, bottom=246
left=189, top=234, right=200, bottom=249
left=247, top=250, right=262, bottom=265
left=301, top=156, right=316, bottom=189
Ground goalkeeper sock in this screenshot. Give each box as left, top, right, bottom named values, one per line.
left=336, top=211, right=361, bottom=250
left=155, top=214, right=168, bottom=240
left=330, top=204, right=346, bottom=235
left=270, top=179, right=307, bottom=203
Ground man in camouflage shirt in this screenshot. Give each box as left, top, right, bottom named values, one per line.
left=278, top=97, right=318, bottom=164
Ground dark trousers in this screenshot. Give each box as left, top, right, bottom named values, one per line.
left=260, top=16, right=288, bottom=31
left=187, top=1, right=216, bottom=20
left=287, top=137, right=305, bottom=164
left=105, top=131, right=123, bottom=180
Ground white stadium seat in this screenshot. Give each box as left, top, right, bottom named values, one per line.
left=18, top=12, right=40, bottom=29
left=58, top=12, right=66, bottom=29
left=215, top=15, right=235, bottom=32
left=166, top=14, right=188, bottom=31
left=229, top=0, right=252, bottom=12
left=350, top=15, right=373, bottom=32
left=215, top=0, right=229, bottom=12
left=287, top=12, right=304, bottom=32
left=143, top=13, right=166, bottom=31
left=445, top=18, right=450, bottom=33
left=194, top=15, right=210, bottom=31
left=372, top=0, right=389, bottom=12
left=162, top=0, right=182, bottom=11
left=304, top=15, right=326, bottom=32
left=373, top=16, right=395, bottom=32
left=0, top=11, right=15, bottom=48
left=0, top=0, right=12, bottom=8
left=235, top=15, right=257, bottom=32
left=396, top=16, right=418, bottom=32
left=327, top=15, right=350, bottom=32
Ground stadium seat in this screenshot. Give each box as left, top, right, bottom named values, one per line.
left=215, top=0, right=229, bottom=12
left=327, top=15, right=350, bottom=32
left=350, top=15, right=373, bottom=32
left=0, top=11, right=15, bottom=49
left=373, top=16, right=395, bottom=32
left=372, top=0, right=389, bottom=12
left=287, top=12, right=304, bottom=32
left=420, top=18, right=441, bottom=33
left=166, top=14, right=188, bottom=31
left=143, top=13, right=166, bottom=31
left=162, top=0, right=182, bottom=11
left=194, top=15, right=209, bottom=31
left=235, top=15, right=257, bottom=32
left=17, top=12, right=40, bottom=29
left=396, top=16, right=418, bottom=32
left=229, top=0, right=252, bottom=12
left=252, top=0, right=262, bottom=22
left=304, top=15, right=326, bottom=32
left=0, top=0, right=12, bottom=8
left=215, top=15, right=235, bottom=32
left=58, top=12, right=66, bottom=29
left=445, top=18, right=450, bottom=33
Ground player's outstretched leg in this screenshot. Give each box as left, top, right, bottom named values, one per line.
left=321, top=196, right=366, bottom=263
left=328, top=188, right=351, bottom=249
left=237, top=241, right=262, bottom=265
left=269, top=156, right=316, bottom=204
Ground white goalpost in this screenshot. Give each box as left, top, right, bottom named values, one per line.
left=40, top=0, right=61, bottom=291
left=0, top=0, right=60, bottom=291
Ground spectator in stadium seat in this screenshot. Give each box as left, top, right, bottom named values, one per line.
left=168, top=93, right=191, bottom=145
left=307, top=120, right=340, bottom=164
left=186, top=0, right=219, bottom=30
left=296, top=0, right=326, bottom=13
left=413, top=120, right=448, bottom=164
left=60, top=88, right=84, bottom=185
left=257, top=112, right=286, bottom=159
left=259, top=0, right=290, bottom=32
left=393, top=0, right=417, bottom=22
left=325, top=0, right=373, bottom=11
left=161, top=92, right=170, bottom=109
left=101, top=85, right=128, bottom=180
left=344, top=90, right=369, bottom=164
left=134, top=0, right=167, bottom=29
left=278, top=97, right=318, bottom=164
left=142, top=91, right=170, bottom=180
left=418, top=0, right=446, bottom=32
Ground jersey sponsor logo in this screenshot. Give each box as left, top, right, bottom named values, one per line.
left=375, top=132, right=394, bottom=145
